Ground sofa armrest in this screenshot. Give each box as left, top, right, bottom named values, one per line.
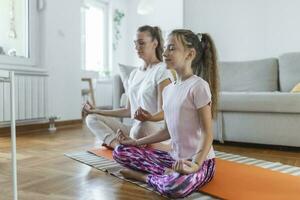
left=113, top=74, right=125, bottom=109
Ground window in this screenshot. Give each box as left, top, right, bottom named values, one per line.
left=82, top=0, right=109, bottom=75
left=0, top=0, right=37, bottom=66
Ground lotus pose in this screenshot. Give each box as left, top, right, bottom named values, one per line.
left=113, top=29, right=219, bottom=198
left=83, top=25, right=173, bottom=149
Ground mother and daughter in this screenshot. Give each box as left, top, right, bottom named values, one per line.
left=84, top=25, right=219, bottom=198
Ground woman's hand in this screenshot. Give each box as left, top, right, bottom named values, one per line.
left=82, top=101, right=96, bottom=115
left=134, top=107, right=152, bottom=121
left=172, top=160, right=200, bottom=175
left=82, top=101, right=96, bottom=118
left=116, top=129, right=138, bottom=146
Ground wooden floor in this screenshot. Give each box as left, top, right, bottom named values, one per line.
left=1, top=125, right=300, bottom=200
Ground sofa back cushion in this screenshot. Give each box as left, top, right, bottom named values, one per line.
left=118, top=63, right=136, bottom=92
left=279, top=52, right=300, bottom=92
left=219, top=58, right=279, bottom=92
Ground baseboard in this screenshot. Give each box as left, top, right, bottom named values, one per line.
left=0, top=119, right=82, bottom=137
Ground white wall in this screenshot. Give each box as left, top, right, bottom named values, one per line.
left=113, top=0, right=184, bottom=71
left=184, top=0, right=300, bottom=61
left=40, top=0, right=82, bottom=120
left=39, top=0, right=183, bottom=121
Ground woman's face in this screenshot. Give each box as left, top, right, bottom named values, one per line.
left=163, top=35, right=190, bottom=70
left=134, top=31, right=157, bottom=60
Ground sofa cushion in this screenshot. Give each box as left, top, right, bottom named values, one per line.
left=219, top=58, right=279, bottom=92
left=118, top=64, right=136, bottom=92
left=279, top=52, right=300, bottom=92
left=220, top=92, right=300, bottom=113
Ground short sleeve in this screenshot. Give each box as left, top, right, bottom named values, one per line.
left=192, top=80, right=212, bottom=109
left=155, top=64, right=174, bottom=84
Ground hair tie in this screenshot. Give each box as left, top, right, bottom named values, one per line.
left=197, top=33, right=203, bottom=42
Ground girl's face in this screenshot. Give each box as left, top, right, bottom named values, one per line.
left=163, top=35, right=191, bottom=71
left=134, top=31, right=157, bottom=60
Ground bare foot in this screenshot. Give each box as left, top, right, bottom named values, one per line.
left=109, top=139, right=119, bottom=149
left=101, top=138, right=119, bottom=150
left=120, top=169, right=147, bottom=182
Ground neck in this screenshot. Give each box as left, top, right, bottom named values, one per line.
left=143, top=55, right=160, bottom=68
left=176, top=65, right=194, bottom=83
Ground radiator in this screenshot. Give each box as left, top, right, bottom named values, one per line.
left=0, top=72, right=48, bottom=125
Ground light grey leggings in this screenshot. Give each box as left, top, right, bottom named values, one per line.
left=85, top=114, right=164, bottom=146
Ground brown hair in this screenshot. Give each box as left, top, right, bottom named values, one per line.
left=137, top=25, right=164, bottom=61
left=170, top=29, right=220, bottom=119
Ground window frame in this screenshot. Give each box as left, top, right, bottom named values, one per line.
left=0, top=0, right=38, bottom=67
left=81, top=0, right=109, bottom=73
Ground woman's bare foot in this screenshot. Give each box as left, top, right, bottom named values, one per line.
left=120, top=169, right=147, bottom=182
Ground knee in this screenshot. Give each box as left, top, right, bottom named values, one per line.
left=158, top=182, right=189, bottom=199
left=85, top=114, right=97, bottom=127
left=164, top=186, right=187, bottom=199
left=113, top=144, right=126, bottom=160
left=130, top=122, right=157, bottom=139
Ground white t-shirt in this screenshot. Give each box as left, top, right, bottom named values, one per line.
left=127, top=62, right=173, bottom=123
left=162, top=75, right=215, bottom=160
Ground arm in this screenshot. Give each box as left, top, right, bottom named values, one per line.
left=173, top=104, right=214, bottom=175
left=83, top=100, right=131, bottom=118
left=192, top=105, right=214, bottom=167
left=117, top=122, right=170, bottom=146
left=157, top=79, right=171, bottom=111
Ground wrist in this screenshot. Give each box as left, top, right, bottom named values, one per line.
left=194, top=161, right=201, bottom=169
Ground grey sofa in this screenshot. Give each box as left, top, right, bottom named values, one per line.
left=113, top=52, right=300, bottom=147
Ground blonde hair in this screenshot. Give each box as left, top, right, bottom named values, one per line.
left=137, top=25, right=164, bottom=61
left=170, top=29, right=220, bottom=119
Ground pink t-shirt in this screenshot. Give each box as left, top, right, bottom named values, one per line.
left=162, top=75, right=215, bottom=160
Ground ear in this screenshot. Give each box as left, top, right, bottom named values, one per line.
left=186, top=48, right=196, bottom=61
left=153, top=39, right=158, bottom=48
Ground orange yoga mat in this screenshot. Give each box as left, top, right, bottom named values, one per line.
left=89, top=148, right=300, bottom=200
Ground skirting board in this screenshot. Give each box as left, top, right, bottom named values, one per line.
left=0, top=119, right=82, bottom=136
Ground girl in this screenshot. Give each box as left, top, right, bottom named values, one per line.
left=83, top=25, right=173, bottom=149
left=113, top=29, right=219, bottom=198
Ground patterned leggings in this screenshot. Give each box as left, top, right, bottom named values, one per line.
left=113, top=144, right=215, bottom=199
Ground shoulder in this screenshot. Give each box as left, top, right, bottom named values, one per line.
left=190, top=76, right=211, bottom=94
left=153, top=62, right=168, bottom=72
left=192, top=76, right=209, bottom=88
left=162, top=82, right=174, bottom=95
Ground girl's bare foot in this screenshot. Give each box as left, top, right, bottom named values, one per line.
left=109, top=138, right=119, bottom=149
left=120, top=169, right=147, bottom=182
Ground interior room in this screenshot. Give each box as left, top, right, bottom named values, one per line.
left=1, top=0, right=300, bottom=199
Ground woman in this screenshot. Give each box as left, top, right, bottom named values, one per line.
left=83, top=25, right=173, bottom=149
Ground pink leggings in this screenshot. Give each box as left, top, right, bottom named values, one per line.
left=113, top=144, right=215, bottom=198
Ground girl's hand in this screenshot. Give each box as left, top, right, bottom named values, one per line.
left=172, top=160, right=200, bottom=175
left=116, top=129, right=138, bottom=146
left=134, top=107, right=152, bottom=121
